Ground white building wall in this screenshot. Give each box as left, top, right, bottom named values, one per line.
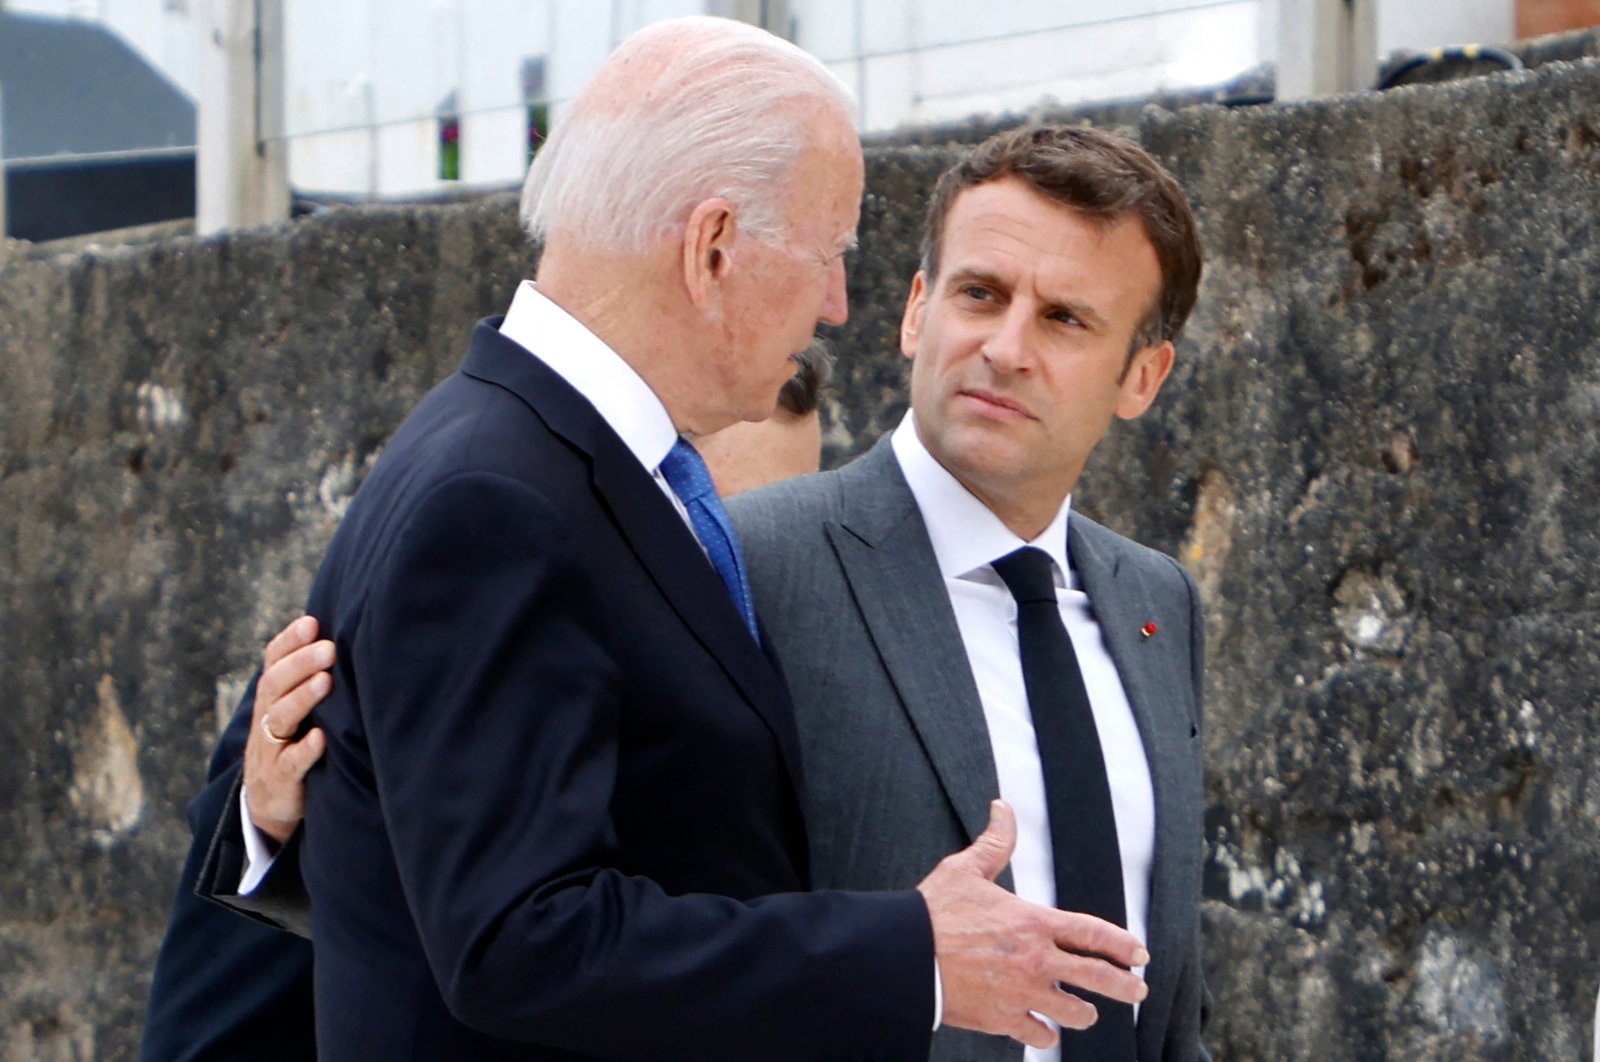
left=1253, top=1, right=1516, bottom=76
left=6, top=0, right=1521, bottom=193
left=1378, top=0, right=1515, bottom=53
left=796, top=0, right=1272, bottom=133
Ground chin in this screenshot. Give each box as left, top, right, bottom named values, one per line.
left=940, top=433, right=1026, bottom=481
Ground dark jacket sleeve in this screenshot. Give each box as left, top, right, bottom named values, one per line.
left=139, top=675, right=317, bottom=1062
left=195, top=771, right=314, bottom=938
left=317, top=470, right=935, bottom=1059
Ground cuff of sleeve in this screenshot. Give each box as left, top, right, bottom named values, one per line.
left=236, top=784, right=280, bottom=896
left=932, top=956, right=943, bottom=1030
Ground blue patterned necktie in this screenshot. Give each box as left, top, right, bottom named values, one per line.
left=658, top=438, right=760, bottom=643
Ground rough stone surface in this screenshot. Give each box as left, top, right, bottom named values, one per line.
left=3, top=57, right=1600, bottom=1061
left=0, top=196, right=532, bottom=1058
left=1119, top=60, right=1600, bottom=1060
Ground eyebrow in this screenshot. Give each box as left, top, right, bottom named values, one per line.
left=817, top=234, right=857, bottom=263
left=942, top=266, right=1110, bottom=332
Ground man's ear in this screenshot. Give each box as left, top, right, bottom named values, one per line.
left=1115, top=339, right=1175, bottom=420
left=683, top=197, right=737, bottom=315
left=900, top=271, right=930, bottom=360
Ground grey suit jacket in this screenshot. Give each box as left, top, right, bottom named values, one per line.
left=729, top=435, right=1209, bottom=1062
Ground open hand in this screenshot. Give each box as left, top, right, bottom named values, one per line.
left=916, top=800, right=1150, bottom=1050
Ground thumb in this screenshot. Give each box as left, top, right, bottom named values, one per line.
left=964, top=799, right=1017, bottom=882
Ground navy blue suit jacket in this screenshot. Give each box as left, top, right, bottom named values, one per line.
left=198, top=320, right=934, bottom=1060
left=141, top=676, right=316, bottom=1062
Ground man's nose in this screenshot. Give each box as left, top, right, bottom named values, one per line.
left=980, top=306, right=1031, bottom=373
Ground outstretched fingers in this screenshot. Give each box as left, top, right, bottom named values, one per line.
left=1050, top=909, right=1150, bottom=983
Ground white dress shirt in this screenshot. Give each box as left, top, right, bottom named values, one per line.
left=892, top=410, right=1156, bottom=1062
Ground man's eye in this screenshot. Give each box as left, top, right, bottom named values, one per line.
left=960, top=285, right=992, bottom=301
left=1048, top=310, right=1083, bottom=327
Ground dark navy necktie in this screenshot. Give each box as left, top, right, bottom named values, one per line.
left=991, top=545, right=1137, bottom=1060
left=658, top=438, right=760, bottom=643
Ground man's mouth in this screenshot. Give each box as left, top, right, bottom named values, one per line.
left=958, top=388, right=1035, bottom=421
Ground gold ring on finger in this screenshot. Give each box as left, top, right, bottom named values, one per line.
left=261, top=714, right=291, bottom=746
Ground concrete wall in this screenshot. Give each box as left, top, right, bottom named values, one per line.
left=2, top=54, right=1599, bottom=1060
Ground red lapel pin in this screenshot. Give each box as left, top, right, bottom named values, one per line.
left=1141, top=622, right=1158, bottom=638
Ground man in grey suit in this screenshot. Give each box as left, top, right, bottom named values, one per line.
left=234, top=123, right=1205, bottom=1060
left=727, top=124, right=1208, bottom=1061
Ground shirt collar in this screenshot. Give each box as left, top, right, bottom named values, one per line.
left=499, top=280, right=679, bottom=475
left=890, top=409, right=1075, bottom=589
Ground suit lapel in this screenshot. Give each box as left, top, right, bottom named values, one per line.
left=1069, top=519, right=1175, bottom=802
left=460, top=320, right=806, bottom=801
left=826, top=441, right=1001, bottom=848
left=1069, top=515, right=1191, bottom=1058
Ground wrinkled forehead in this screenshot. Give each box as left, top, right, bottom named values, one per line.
left=943, top=180, right=1163, bottom=322
left=940, top=176, right=1153, bottom=260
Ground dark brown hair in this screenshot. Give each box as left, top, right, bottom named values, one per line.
left=776, top=337, right=834, bottom=417
left=920, top=124, right=1203, bottom=351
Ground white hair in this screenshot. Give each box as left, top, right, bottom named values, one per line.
left=520, top=17, right=856, bottom=254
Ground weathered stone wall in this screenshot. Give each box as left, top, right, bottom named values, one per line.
left=3, top=55, right=1599, bottom=1060
left=1121, top=60, right=1600, bottom=1060
left=0, top=202, right=533, bottom=1058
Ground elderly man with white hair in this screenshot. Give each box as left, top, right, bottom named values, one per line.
left=142, top=16, right=1150, bottom=1062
